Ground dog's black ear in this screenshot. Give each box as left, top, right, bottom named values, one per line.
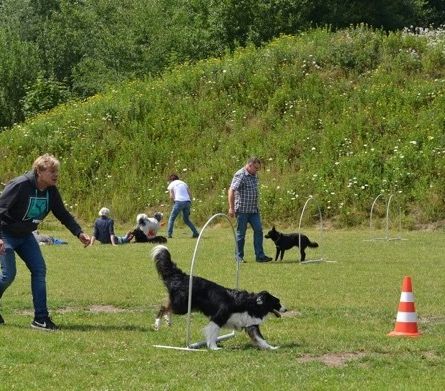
left=138, top=217, right=145, bottom=225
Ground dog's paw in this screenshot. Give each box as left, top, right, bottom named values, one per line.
left=163, top=315, right=172, bottom=327
left=257, top=342, right=280, bottom=350
left=207, top=344, right=222, bottom=351
left=153, top=319, right=161, bottom=331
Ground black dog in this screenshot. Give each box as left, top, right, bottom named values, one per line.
left=151, top=245, right=287, bottom=350
left=131, top=228, right=167, bottom=244
left=265, top=226, right=319, bottom=262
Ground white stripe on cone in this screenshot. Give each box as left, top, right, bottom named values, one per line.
left=400, top=292, right=415, bottom=302
left=396, top=312, right=418, bottom=322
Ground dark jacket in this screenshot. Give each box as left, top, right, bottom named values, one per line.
left=93, top=216, right=115, bottom=244
left=0, top=170, right=82, bottom=238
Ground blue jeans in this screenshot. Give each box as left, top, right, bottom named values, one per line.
left=235, top=212, right=266, bottom=260
left=0, top=233, right=48, bottom=319
left=167, top=201, right=199, bottom=237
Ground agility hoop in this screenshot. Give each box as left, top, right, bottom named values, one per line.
left=297, top=196, right=331, bottom=264
left=366, top=194, right=406, bottom=241
left=153, top=213, right=239, bottom=351
left=151, top=345, right=207, bottom=352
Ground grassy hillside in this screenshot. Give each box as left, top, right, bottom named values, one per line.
left=0, top=26, right=444, bottom=228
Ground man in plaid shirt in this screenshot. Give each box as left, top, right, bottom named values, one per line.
left=228, top=157, right=272, bottom=263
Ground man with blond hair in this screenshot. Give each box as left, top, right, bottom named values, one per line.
left=0, top=154, right=90, bottom=330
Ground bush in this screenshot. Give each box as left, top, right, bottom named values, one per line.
left=22, top=73, right=72, bottom=118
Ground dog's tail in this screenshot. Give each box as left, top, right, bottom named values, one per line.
left=308, top=240, right=319, bottom=248
left=151, top=245, right=181, bottom=280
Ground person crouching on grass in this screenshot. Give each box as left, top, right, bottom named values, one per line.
left=0, top=154, right=91, bottom=330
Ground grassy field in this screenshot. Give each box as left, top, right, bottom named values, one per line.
left=1, top=223, right=444, bottom=390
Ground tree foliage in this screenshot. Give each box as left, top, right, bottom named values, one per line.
left=0, top=0, right=442, bottom=129
left=21, top=73, right=71, bottom=117
left=0, top=27, right=40, bottom=128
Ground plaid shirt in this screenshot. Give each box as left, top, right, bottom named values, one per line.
left=230, top=167, right=259, bottom=213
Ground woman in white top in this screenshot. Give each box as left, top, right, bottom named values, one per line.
left=166, top=174, right=199, bottom=238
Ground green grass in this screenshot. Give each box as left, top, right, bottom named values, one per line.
left=1, top=224, right=445, bottom=390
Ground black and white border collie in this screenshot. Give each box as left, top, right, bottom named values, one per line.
left=151, top=245, right=287, bottom=350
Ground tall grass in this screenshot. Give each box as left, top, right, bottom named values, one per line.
left=1, top=225, right=445, bottom=389
left=0, top=26, right=444, bottom=227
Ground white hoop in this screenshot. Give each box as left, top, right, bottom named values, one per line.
left=297, top=196, right=329, bottom=264
left=367, top=194, right=406, bottom=241
left=154, top=213, right=239, bottom=351
left=186, top=213, right=239, bottom=348
left=369, top=193, right=384, bottom=232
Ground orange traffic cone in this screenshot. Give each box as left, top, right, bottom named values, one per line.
left=388, top=276, right=421, bottom=337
